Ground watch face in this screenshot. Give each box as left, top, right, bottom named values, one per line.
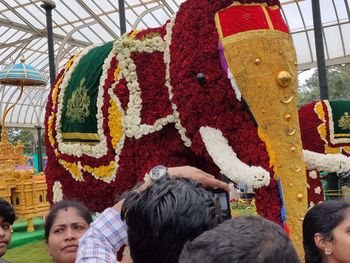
left=150, top=166, right=167, bottom=181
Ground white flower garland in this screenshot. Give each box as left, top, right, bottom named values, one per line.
left=52, top=181, right=63, bottom=203
left=114, top=33, right=175, bottom=139
left=110, top=19, right=191, bottom=147
left=199, top=126, right=270, bottom=188
left=227, top=63, right=242, bottom=101
left=164, top=17, right=192, bottom=147
left=303, top=149, right=350, bottom=173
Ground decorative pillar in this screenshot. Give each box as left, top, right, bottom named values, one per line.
left=118, top=0, right=126, bottom=35
left=37, top=126, right=43, bottom=173
left=41, top=1, right=56, bottom=88
left=312, top=0, right=328, bottom=99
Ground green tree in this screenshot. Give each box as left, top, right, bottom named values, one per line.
left=6, top=128, right=35, bottom=154
left=298, top=64, right=350, bottom=107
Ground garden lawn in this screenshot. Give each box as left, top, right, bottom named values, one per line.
left=3, top=241, right=51, bottom=263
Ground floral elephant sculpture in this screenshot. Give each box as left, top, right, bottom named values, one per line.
left=45, top=0, right=307, bottom=254
left=299, top=100, right=350, bottom=205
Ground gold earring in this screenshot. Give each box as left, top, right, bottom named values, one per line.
left=325, top=248, right=332, bottom=255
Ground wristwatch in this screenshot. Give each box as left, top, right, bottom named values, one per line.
left=149, top=165, right=168, bottom=181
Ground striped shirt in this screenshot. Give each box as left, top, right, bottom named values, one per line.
left=76, top=208, right=128, bottom=262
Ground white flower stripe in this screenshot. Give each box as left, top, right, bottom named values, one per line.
left=52, top=181, right=63, bottom=203
left=165, top=17, right=192, bottom=147
left=227, top=70, right=241, bottom=102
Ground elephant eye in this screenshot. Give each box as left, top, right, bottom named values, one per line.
left=196, top=73, right=206, bottom=85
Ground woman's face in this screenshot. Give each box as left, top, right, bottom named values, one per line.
left=47, top=207, right=90, bottom=263
left=0, top=216, right=11, bottom=257
left=328, top=209, right=350, bottom=263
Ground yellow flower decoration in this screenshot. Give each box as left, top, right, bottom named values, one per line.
left=258, top=128, right=277, bottom=177
left=59, top=160, right=82, bottom=180
left=52, top=75, right=63, bottom=107
left=314, top=101, right=344, bottom=154
left=108, top=99, right=123, bottom=149
left=314, top=101, right=325, bottom=121
left=48, top=113, right=55, bottom=147
left=84, top=161, right=116, bottom=179
left=114, top=65, right=121, bottom=81
left=325, top=145, right=341, bottom=154
left=129, top=30, right=139, bottom=39
left=65, top=52, right=80, bottom=71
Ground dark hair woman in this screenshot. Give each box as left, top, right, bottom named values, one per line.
left=45, top=200, right=92, bottom=263
left=303, top=200, right=350, bottom=263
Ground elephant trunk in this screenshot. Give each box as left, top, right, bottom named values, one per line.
left=215, top=5, right=308, bottom=257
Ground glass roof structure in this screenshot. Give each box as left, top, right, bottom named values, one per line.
left=0, top=0, right=349, bottom=128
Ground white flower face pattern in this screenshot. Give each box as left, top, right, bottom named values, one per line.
left=309, top=170, right=318, bottom=179
left=53, top=181, right=63, bottom=203
left=314, top=186, right=321, bottom=195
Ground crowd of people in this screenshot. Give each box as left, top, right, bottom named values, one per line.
left=1, top=166, right=350, bottom=263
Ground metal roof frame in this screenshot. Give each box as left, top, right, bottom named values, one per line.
left=0, top=0, right=349, bottom=128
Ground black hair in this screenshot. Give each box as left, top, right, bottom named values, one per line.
left=44, top=199, right=92, bottom=241
left=121, top=176, right=217, bottom=263
left=303, top=200, right=350, bottom=263
left=179, top=216, right=300, bottom=263
left=0, top=198, right=16, bottom=225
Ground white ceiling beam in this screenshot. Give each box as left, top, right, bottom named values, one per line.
left=298, top=56, right=350, bottom=71
left=0, top=18, right=91, bottom=48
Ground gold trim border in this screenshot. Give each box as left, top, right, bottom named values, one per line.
left=261, top=5, right=274, bottom=30
left=220, top=29, right=290, bottom=45
left=62, top=132, right=100, bottom=140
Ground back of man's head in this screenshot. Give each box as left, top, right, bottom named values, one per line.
left=179, top=216, right=300, bottom=263
left=121, top=176, right=217, bottom=263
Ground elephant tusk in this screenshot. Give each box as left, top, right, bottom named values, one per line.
left=280, top=95, right=294, bottom=104
left=199, top=126, right=270, bottom=188
left=303, top=149, right=350, bottom=173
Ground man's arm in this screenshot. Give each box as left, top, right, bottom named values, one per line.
left=76, top=207, right=127, bottom=263
left=76, top=166, right=229, bottom=262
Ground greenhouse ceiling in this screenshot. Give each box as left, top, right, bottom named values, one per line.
left=0, top=0, right=349, bottom=128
